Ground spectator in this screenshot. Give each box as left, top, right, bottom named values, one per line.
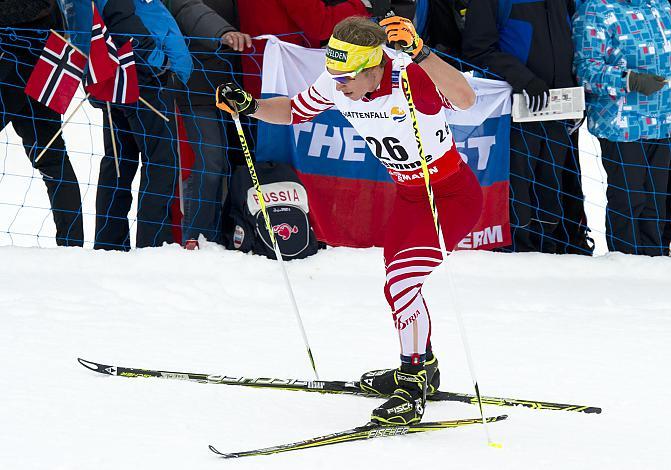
left=67, top=0, right=193, bottom=250
left=163, top=0, right=251, bottom=247
left=573, top=0, right=671, bottom=256
left=462, top=0, right=592, bottom=254
left=237, top=0, right=370, bottom=96
left=0, top=0, right=84, bottom=246
left=419, top=0, right=469, bottom=70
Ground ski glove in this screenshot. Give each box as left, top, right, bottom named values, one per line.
left=380, top=16, right=424, bottom=58
left=522, top=77, right=550, bottom=113
left=627, top=71, right=667, bottom=96
left=215, top=82, right=259, bottom=116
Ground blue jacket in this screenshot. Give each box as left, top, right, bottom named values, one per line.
left=573, top=0, right=671, bottom=141
left=63, top=0, right=192, bottom=84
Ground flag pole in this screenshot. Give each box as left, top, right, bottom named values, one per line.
left=49, top=30, right=85, bottom=56
left=138, top=96, right=170, bottom=122
left=35, top=93, right=90, bottom=162
left=105, top=102, right=121, bottom=178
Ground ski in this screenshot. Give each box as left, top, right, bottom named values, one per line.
left=208, top=415, right=508, bottom=458
left=78, top=358, right=602, bottom=413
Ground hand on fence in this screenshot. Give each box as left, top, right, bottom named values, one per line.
left=522, top=77, right=550, bottom=113
left=215, top=82, right=259, bottom=116
left=221, top=31, right=252, bottom=52
left=627, top=71, right=667, bottom=96
left=379, top=16, right=423, bottom=58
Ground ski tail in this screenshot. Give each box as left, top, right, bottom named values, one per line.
left=431, top=391, right=602, bottom=414
left=208, top=415, right=508, bottom=459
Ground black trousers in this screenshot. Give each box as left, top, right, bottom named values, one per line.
left=599, top=138, right=671, bottom=256
left=0, top=64, right=84, bottom=246
left=509, top=120, right=589, bottom=253
left=179, top=104, right=231, bottom=244
left=94, top=88, right=178, bottom=250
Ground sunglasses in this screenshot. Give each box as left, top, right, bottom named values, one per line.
left=329, top=56, right=371, bottom=84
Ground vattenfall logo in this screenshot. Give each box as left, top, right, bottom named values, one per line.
left=326, top=47, right=348, bottom=63
left=391, top=106, right=407, bottom=122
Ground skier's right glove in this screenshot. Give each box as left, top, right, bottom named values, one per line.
left=215, top=82, right=259, bottom=116
left=379, top=16, right=424, bottom=58
left=627, top=71, right=667, bottom=96
left=522, top=77, right=550, bottom=113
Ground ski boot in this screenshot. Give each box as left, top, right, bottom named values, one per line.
left=370, top=368, right=426, bottom=426
left=360, top=354, right=440, bottom=396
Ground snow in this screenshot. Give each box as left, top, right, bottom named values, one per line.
left=2, top=92, right=671, bottom=469
left=1, top=244, right=670, bottom=469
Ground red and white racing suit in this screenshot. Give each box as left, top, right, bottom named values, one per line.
left=291, top=55, right=483, bottom=364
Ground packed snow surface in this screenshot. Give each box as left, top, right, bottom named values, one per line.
left=2, top=244, right=670, bottom=469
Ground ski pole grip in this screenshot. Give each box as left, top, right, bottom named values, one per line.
left=227, top=98, right=240, bottom=119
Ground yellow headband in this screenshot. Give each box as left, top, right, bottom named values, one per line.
left=325, top=37, right=383, bottom=72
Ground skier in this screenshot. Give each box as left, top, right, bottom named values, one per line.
left=215, top=15, right=483, bottom=425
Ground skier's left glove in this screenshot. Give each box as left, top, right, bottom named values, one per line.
left=215, top=82, right=259, bottom=116
left=379, top=16, right=424, bottom=58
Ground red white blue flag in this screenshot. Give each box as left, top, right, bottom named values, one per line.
left=24, top=32, right=87, bottom=114
left=87, top=4, right=118, bottom=86
left=256, top=39, right=512, bottom=249
left=85, top=40, right=139, bottom=104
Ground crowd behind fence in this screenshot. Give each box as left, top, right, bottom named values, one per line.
left=1, top=0, right=670, bottom=256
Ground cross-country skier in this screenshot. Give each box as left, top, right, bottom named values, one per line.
left=215, top=15, right=483, bottom=425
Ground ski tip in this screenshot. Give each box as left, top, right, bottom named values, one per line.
left=77, top=358, right=114, bottom=375
left=77, top=358, right=98, bottom=371
left=208, top=445, right=233, bottom=458
left=488, top=441, right=503, bottom=449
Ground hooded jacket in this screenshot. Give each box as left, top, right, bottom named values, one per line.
left=573, top=0, right=671, bottom=141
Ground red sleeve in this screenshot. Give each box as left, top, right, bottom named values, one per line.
left=280, top=0, right=370, bottom=43
left=291, top=85, right=335, bottom=124
left=290, top=72, right=335, bottom=124
left=405, top=63, right=454, bottom=114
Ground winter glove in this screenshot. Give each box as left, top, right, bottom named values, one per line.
left=627, top=71, right=667, bottom=96
left=215, top=82, right=259, bottom=116
left=379, top=16, right=424, bottom=58
left=522, top=77, right=550, bottom=113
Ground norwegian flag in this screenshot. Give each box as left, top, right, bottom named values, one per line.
left=24, top=32, right=87, bottom=114
left=87, top=4, right=118, bottom=86
left=85, top=40, right=139, bottom=104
